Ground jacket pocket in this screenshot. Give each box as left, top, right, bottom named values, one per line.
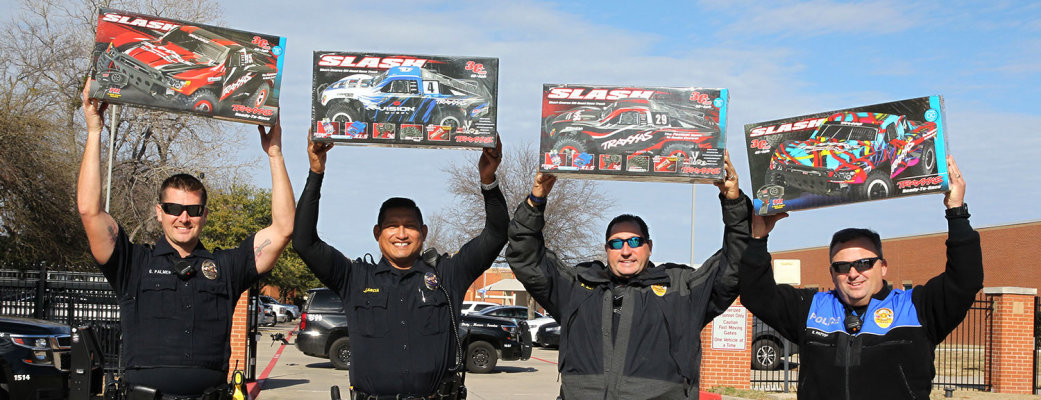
left=140, top=275, right=178, bottom=317
left=197, top=278, right=230, bottom=322
left=354, top=291, right=390, bottom=337
left=417, top=291, right=449, bottom=336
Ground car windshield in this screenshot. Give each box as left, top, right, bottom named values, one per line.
left=159, top=28, right=230, bottom=65
left=814, top=124, right=877, bottom=142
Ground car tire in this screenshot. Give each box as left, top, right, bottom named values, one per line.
left=436, top=109, right=464, bottom=133
left=660, top=142, right=701, bottom=164
left=188, top=89, right=219, bottom=114
left=326, top=102, right=361, bottom=124
left=914, top=140, right=937, bottom=175
left=329, top=337, right=351, bottom=370
left=466, top=341, right=497, bottom=374
left=858, top=170, right=893, bottom=200
left=765, top=170, right=801, bottom=199
left=752, top=338, right=781, bottom=370
left=248, top=82, right=271, bottom=108
left=550, top=136, right=589, bottom=155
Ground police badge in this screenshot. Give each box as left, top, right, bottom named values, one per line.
left=201, top=260, right=218, bottom=280
left=424, top=272, right=439, bottom=291
left=651, top=285, right=667, bottom=297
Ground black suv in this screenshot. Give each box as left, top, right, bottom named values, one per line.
left=0, top=316, right=72, bottom=400
left=296, top=288, right=531, bottom=373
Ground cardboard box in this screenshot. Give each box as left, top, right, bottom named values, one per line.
left=744, top=96, right=949, bottom=215
left=88, top=8, right=285, bottom=126
left=311, top=52, right=498, bottom=149
left=538, top=85, right=728, bottom=183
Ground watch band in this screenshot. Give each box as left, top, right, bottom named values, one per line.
left=945, top=203, right=970, bottom=218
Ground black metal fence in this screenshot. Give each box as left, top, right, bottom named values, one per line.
left=932, top=294, right=992, bottom=392
left=0, top=268, right=122, bottom=371
left=749, top=293, right=994, bottom=393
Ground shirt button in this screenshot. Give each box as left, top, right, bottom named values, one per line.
left=185, top=329, right=191, bottom=334
left=184, top=282, right=189, bottom=287
left=184, top=353, right=191, bottom=359
left=400, top=320, right=405, bottom=325
left=403, top=344, right=407, bottom=350
left=185, top=304, right=192, bottom=309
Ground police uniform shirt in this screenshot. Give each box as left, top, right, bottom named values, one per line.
left=98, top=225, right=259, bottom=377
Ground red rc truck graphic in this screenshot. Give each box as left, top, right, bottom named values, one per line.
left=542, top=98, right=719, bottom=165
left=94, top=24, right=279, bottom=114
left=766, top=112, right=938, bottom=200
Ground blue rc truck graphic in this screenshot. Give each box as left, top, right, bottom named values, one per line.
left=317, top=66, right=491, bottom=133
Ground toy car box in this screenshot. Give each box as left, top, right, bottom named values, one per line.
left=538, top=85, right=728, bottom=183
left=744, top=96, right=949, bottom=215
left=311, top=51, right=498, bottom=149
left=88, top=8, right=286, bottom=126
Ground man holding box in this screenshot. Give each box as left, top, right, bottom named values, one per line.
left=293, top=136, right=507, bottom=399
left=504, top=153, right=752, bottom=399
left=739, top=156, right=982, bottom=399
left=77, top=84, right=296, bottom=397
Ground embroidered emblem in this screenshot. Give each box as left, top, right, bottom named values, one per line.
left=363, top=288, right=380, bottom=293
left=579, top=283, right=595, bottom=291
left=424, top=272, right=439, bottom=291
left=651, top=285, right=667, bottom=297
left=201, top=260, right=218, bottom=280
left=874, top=308, right=894, bottom=329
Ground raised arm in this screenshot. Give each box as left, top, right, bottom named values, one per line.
left=505, top=172, right=572, bottom=320
left=252, top=120, right=295, bottom=275
left=913, top=156, right=984, bottom=342
left=739, top=212, right=813, bottom=343
left=292, top=134, right=350, bottom=289
left=76, top=82, right=119, bottom=265
left=453, top=137, right=509, bottom=284
left=701, top=151, right=753, bottom=320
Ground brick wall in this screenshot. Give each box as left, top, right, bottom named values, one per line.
left=699, top=298, right=752, bottom=390
left=985, top=288, right=1036, bottom=394
left=228, top=292, right=249, bottom=379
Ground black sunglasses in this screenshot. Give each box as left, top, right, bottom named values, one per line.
left=830, top=257, right=881, bottom=274
left=606, top=237, right=647, bottom=250
left=160, top=202, right=205, bottom=217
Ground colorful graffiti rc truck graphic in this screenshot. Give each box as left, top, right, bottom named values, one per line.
left=95, top=25, right=279, bottom=113
left=765, top=112, right=938, bottom=200
left=542, top=98, right=719, bottom=164
left=317, top=66, right=491, bottom=133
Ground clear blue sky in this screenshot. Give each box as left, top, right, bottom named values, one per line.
left=6, top=0, right=1040, bottom=266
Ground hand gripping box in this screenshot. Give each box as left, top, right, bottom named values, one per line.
left=311, top=52, right=498, bottom=149
left=88, top=8, right=286, bottom=126
left=538, top=85, right=728, bottom=183
left=744, top=96, right=949, bottom=216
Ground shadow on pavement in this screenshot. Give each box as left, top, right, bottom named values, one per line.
left=306, top=361, right=336, bottom=369
left=487, top=366, right=539, bottom=374
left=260, top=378, right=311, bottom=390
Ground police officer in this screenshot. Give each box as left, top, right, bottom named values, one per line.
left=293, top=135, right=507, bottom=399
left=76, top=83, right=296, bottom=398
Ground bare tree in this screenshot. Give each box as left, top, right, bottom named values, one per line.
left=427, top=142, right=613, bottom=265
left=0, top=0, right=249, bottom=267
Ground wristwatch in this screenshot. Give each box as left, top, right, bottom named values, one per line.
left=945, top=203, right=970, bottom=218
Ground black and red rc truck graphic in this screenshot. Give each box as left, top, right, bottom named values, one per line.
left=765, top=111, right=938, bottom=200
left=539, top=85, right=729, bottom=183
left=90, top=8, right=284, bottom=125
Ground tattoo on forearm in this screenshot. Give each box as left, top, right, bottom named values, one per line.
left=254, top=239, right=272, bottom=258
left=107, top=225, right=117, bottom=244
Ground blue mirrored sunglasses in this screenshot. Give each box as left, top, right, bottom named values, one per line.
left=606, top=237, right=646, bottom=250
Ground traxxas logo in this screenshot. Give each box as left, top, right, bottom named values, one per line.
left=601, top=132, right=654, bottom=150
left=222, top=74, right=254, bottom=98
left=317, top=55, right=428, bottom=69
left=547, top=88, right=655, bottom=101
left=101, top=13, right=178, bottom=32
left=749, top=118, right=827, bottom=137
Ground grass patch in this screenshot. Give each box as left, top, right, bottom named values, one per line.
left=707, top=386, right=784, bottom=399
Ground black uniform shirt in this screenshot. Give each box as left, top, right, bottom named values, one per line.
left=293, top=171, right=509, bottom=396
left=98, top=226, right=259, bottom=374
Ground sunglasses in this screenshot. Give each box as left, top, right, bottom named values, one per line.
left=160, top=202, right=205, bottom=217
left=606, top=237, right=647, bottom=250
left=830, top=257, right=881, bottom=274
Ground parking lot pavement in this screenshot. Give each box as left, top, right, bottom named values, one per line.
left=252, top=324, right=561, bottom=400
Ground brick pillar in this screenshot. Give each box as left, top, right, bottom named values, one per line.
left=228, top=292, right=250, bottom=380
left=699, top=298, right=752, bottom=390
left=984, top=287, right=1036, bottom=394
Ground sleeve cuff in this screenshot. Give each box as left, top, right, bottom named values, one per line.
left=481, top=178, right=499, bottom=191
